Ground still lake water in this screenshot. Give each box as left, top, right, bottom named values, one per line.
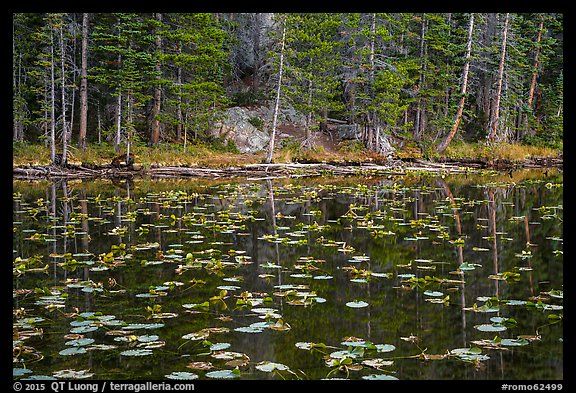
left=13, top=169, right=563, bottom=381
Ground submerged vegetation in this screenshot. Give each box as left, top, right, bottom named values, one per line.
left=13, top=170, right=562, bottom=380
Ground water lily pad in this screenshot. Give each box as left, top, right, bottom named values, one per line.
left=13, top=367, right=33, bottom=377
left=124, top=323, right=164, bottom=330
left=546, top=289, right=563, bottom=299
left=362, top=374, right=399, bottom=380
left=217, top=285, right=241, bottom=291
left=65, top=338, right=95, bottom=347
left=205, top=369, right=240, bottom=379
left=70, top=326, right=98, bottom=334
left=500, top=338, right=530, bottom=346
left=120, top=349, right=154, bottom=356
left=210, top=342, right=231, bottom=351
left=450, top=347, right=482, bottom=356
left=165, top=371, right=199, bottom=380
left=137, top=335, right=160, bottom=342
left=59, top=347, right=87, bottom=356
left=375, top=344, right=396, bottom=353
left=329, top=349, right=362, bottom=359
left=255, top=361, right=290, bottom=372
left=459, top=262, right=481, bottom=271
left=234, top=326, right=265, bottom=333
left=503, top=300, right=527, bottom=306
left=362, top=358, right=395, bottom=369
left=52, top=369, right=94, bottom=379
left=474, top=323, right=507, bottom=332
left=182, top=331, right=210, bottom=340
left=423, top=290, right=444, bottom=297
left=346, top=300, right=369, bottom=308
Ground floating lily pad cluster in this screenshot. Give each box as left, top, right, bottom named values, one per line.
left=13, top=172, right=563, bottom=380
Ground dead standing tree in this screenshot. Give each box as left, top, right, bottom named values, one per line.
left=436, top=13, right=475, bottom=154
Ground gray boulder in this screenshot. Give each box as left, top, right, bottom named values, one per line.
left=211, top=107, right=270, bottom=153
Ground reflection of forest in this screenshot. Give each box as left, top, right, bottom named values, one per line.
left=12, top=170, right=563, bottom=380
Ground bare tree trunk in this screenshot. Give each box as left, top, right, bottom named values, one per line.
left=60, top=21, right=68, bottom=166
left=13, top=20, right=25, bottom=142
left=414, top=14, right=427, bottom=142
left=437, top=13, right=474, bottom=153
left=527, top=17, right=543, bottom=109
left=523, top=16, right=544, bottom=138
left=305, top=77, right=312, bottom=145
left=176, top=64, right=183, bottom=142
left=78, top=13, right=89, bottom=150
left=151, top=12, right=162, bottom=145
left=115, top=89, right=122, bottom=153
left=127, top=92, right=132, bottom=160
left=367, top=13, right=376, bottom=151
left=265, top=20, right=286, bottom=164
left=487, top=12, right=509, bottom=143
left=50, top=26, right=56, bottom=165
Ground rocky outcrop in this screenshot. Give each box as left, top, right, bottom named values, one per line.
left=210, top=105, right=307, bottom=153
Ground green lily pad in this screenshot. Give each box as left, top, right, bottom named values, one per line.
left=70, top=326, right=98, bottom=334
left=120, top=349, right=154, bottom=356
left=234, top=326, right=265, bottom=333
left=65, top=338, right=95, bottom=347
left=205, top=369, right=240, bottom=379
left=423, top=290, right=444, bottom=297
left=52, top=369, right=94, bottom=379
left=210, top=342, right=231, bottom=351
left=474, top=323, right=507, bottom=332
left=59, top=347, right=87, bottom=356
left=346, top=300, right=369, bottom=308
left=500, top=338, right=530, bottom=346
left=255, top=361, right=290, bottom=372
left=13, top=368, right=33, bottom=377
left=165, top=371, right=199, bottom=380
left=362, top=374, right=399, bottom=380
left=124, top=323, right=164, bottom=330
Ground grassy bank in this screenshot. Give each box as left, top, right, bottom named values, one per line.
left=12, top=140, right=562, bottom=168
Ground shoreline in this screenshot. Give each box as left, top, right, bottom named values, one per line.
left=13, top=156, right=563, bottom=181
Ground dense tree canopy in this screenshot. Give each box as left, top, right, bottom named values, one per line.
left=12, top=12, right=563, bottom=164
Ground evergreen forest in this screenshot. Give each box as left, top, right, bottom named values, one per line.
left=12, top=13, right=563, bottom=166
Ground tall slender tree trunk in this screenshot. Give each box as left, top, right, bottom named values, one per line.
left=50, top=26, right=57, bottom=165
left=60, top=21, right=68, bottom=165
left=367, top=13, right=376, bottom=151
left=265, top=20, right=286, bottom=164
left=176, top=63, right=183, bottom=142
left=127, top=92, right=132, bottom=160
left=13, top=19, right=25, bottom=142
left=523, top=16, right=544, bottom=138
left=305, top=77, right=313, bottom=146
left=151, top=12, right=163, bottom=145
left=437, top=13, right=474, bottom=153
left=414, top=14, right=427, bottom=142
left=78, top=13, right=89, bottom=150
left=115, top=89, right=122, bottom=153
left=487, top=12, right=509, bottom=143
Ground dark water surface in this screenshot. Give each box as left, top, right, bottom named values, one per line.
left=13, top=169, right=563, bottom=381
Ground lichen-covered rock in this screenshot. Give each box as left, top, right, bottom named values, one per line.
left=210, top=105, right=307, bottom=153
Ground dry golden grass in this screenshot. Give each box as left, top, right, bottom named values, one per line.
left=13, top=140, right=561, bottom=168
left=441, top=141, right=560, bottom=161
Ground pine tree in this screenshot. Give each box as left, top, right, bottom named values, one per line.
left=90, top=13, right=157, bottom=154
left=281, top=13, right=344, bottom=147
left=157, top=13, right=229, bottom=148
